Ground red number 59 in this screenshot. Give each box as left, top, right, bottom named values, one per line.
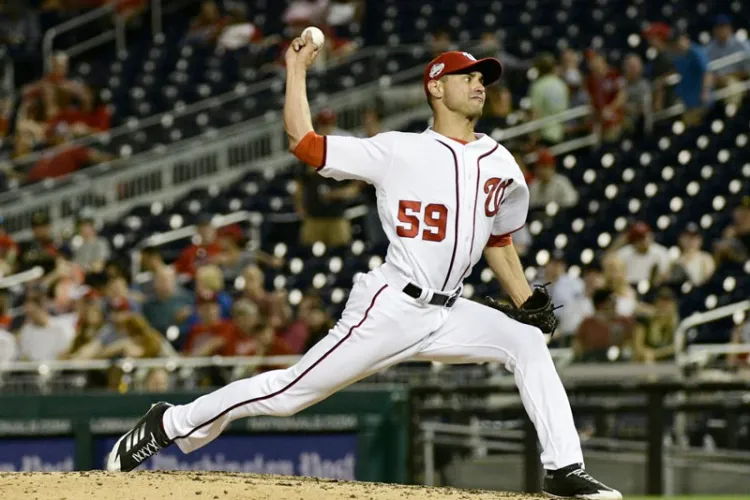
left=396, top=200, right=448, bottom=242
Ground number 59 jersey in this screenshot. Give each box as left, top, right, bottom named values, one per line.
left=317, top=128, right=530, bottom=292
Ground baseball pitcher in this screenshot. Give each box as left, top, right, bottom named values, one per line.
left=107, top=31, right=621, bottom=500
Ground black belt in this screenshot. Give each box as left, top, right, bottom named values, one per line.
left=403, top=283, right=460, bottom=308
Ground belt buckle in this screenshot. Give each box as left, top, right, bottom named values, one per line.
left=445, top=288, right=461, bottom=308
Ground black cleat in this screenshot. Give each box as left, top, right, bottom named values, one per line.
left=543, top=463, right=622, bottom=499
left=106, top=402, right=173, bottom=472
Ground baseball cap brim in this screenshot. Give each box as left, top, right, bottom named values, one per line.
left=445, top=57, right=504, bottom=85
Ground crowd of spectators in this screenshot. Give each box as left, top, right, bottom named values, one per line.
left=0, top=0, right=365, bottom=191
left=0, top=4, right=748, bottom=387
left=538, top=198, right=749, bottom=365
left=0, top=208, right=338, bottom=389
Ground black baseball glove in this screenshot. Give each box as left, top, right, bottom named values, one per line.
left=485, top=284, right=560, bottom=335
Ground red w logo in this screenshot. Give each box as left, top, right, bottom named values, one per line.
left=484, top=178, right=514, bottom=216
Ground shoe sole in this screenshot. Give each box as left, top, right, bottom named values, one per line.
left=105, top=433, right=126, bottom=472
left=543, top=490, right=622, bottom=500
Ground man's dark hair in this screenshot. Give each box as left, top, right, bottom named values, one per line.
left=592, top=288, right=614, bottom=308
left=534, top=52, right=557, bottom=76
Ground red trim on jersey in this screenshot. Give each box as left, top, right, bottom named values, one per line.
left=292, top=131, right=325, bottom=169
left=460, top=144, right=499, bottom=281
left=449, top=137, right=469, bottom=145
left=487, top=223, right=526, bottom=248
left=487, top=234, right=513, bottom=247
left=172, top=284, right=389, bottom=442
left=435, top=140, right=460, bottom=291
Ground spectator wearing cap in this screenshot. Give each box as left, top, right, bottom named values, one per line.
left=72, top=213, right=111, bottom=273
left=293, top=109, right=355, bottom=248
left=705, top=15, right=750, bottom=107
left=142, top=267, right=193, bottom=347
left=574, top=288, right=636, bottom=362
left=182, top=290, right=236, bottom=357
left=17, top=211, right=62, bottom=274
left=609, top=222, right=670, bottom=286
left=667, top=223, right=716, bottom=286
left=642, top=22, right=676, bottom=112
left=585, top=50, right=626, bottom=142
left=622, top=54, right=652, bottom=135
left=537, top=252, right=590, bottom=345
left=174, top=214, right=223, bottom=277
left=668, top=30, right=713, bottom=126
left=528, top=150, right=579, bottom=210
left=0, top=216, right=19, bottom=277
left=714, top=196, right=750, bottom=267
left=634, top=287, right=679, bottom=363
left=17, top=291, right=75, bottom=361
left=528, top=52, right=569, bottom=146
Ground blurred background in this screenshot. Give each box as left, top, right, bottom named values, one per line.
left=0, top=0, right=749, bottom=498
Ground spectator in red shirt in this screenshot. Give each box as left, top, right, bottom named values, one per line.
left=574, top=289, right=636, bottom=362
left=0, top=291, right=11, bottom=330
left=182, top=291, right=236, bottom=357
left=26, top=144, right=113, bottom=183
left=174, top=214, right=223, bottom=277
left=585, top=50, right=627, bottom=142
left=283, top=291, right=332, bottom=354
left=0, top=216, right=19, bottom=277
left=185, top=0, right=227, bottom=45
left=230, top=299, right=292, bottom=356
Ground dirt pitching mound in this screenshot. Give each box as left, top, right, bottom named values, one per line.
left=0, top=471, right=544, bottom=500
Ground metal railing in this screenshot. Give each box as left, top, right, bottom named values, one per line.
left=675, top=299, right=750, bottom=366
left=3, top=45, right=749, bottom=238
left=42, top=4, right=126, bottom=72
left=7, top=43, right=432, bottom=179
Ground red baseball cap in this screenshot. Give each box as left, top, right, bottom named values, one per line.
left=424, top=51, right=503, bottom=97
left=537, top=149, right=556, bottom=167
left=642, top=22, right=671, bottom=41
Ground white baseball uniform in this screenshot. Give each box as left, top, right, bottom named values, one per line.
left=162, top=128, right=584, bottom=470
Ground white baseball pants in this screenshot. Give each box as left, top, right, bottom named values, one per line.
left=162, top=268, right=584, bottom=470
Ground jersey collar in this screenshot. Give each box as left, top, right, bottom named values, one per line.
left=423, top=127, right=494, bottom=147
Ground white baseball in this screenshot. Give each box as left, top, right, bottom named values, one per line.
left=301, top=26, right=325, bottom=49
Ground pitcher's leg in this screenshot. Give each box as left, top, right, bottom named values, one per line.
left=414, top=298, right=583, bottom=470
left=162, top=277, right=437, bottom=455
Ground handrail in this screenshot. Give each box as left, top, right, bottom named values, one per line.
left=495, top=105, right=593, bottom=141
left=0, top=266, right=44, bottom=290
left=0, top=355, right=302, bottom=373
left=42, top=4, right=117, bottom=72
left=674, top=300, right=750, bottom=365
